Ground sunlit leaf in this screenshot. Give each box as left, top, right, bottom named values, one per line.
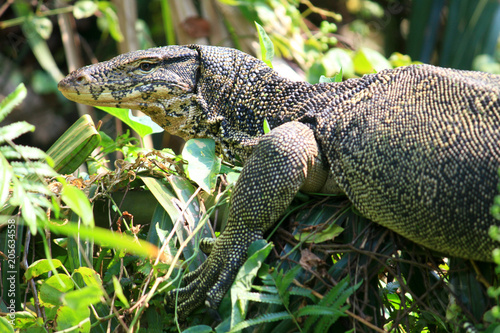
left=183, top=139, right=221, bottom=192
left=25, top=259, right=63, bottom=280
left=73, top=1, right=98, bottom=19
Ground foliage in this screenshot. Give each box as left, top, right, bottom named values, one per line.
left=1, top=1, right=500, bottom=332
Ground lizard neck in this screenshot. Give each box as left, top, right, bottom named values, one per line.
left=192, top=45, right=314, bottom=163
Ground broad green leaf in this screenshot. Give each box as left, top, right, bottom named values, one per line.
left=140, top=177, right=180, bottom=223
left=55, top=305, right=90, bottom=332
left=255, top=22, right=274, bottom=68
left=39, top=274, right=74, bottom=306
left=0, top=83, right=27, bottom=122
left=96, top=106, right=163, bottom=138
left=5, top=311, right=42, bottom=330
left=25, top=259, right=63, bottom=280
left=46, top=114, right=101, bottom=174
left=323, top=48, right=354, bottom=77
left=319, top=75, right=335, bottom=83
left=0, top=317, right=14, bottom=333
left=63, top=285, right=103, bottom=311
left=0, top=315, right=14, bottom=333
left=73, top=267, right=103, bottom=287
left=353, top=47, right=391, bottom=74
left=168, top=175, right=209, bottom=269
left=73, top=1, right=98, bottom=19
left=182, top=139, right=221, bottom=192
left=182, top=325, right=214, bottom=333
left=112, top=276, right=130, bottom=308
left=128, top=110, right=164, bottom=133
left=61, top=183, right=94, bottom=227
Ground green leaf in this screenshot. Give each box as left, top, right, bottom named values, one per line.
left=55, top=305, right=91, bottom=332
left=63, top=285, right=103, bottom=311
left=61, top=182, right=94, bottom=227
left=46, top=114, right=101, bottom=174
left=46, top=221, right=164, bottom=260
left=96, top=106, right=163, bottom=138
left=255, top=22, right=274, bottom=68
left=353, top=47, right=392, bottom=74
left=323, top=48, right=354, bottom=77
left=32, top=17, right=53, bottom=40
left=97, top=2, right=123, bottom=42
left=263, top=118, right=271, bottom=134
left=39, top=274, right=74, bottom=306
left=319, top=75, right=335, bottom=83
left=235, top=291, right=282, bottom=304
left=73, top=267, right=103, bottom=288
left=140, top=177, right=180, bottom=223
left=182, top=325, right=214, bottom=333
left=0, top=83, right=27, bottom=123
left=295, top=305, right=344, bottom=317
left=112, top=276, right=130, bottom=308
left=0, top=156, right=12, bottom=207
left=0, top=317, right=14, bottom=333
left=278, top=265, right=301, bottom=305
left=229, top=311, right=292, bottom=332
left=230, top=240, right=273, bottom=329
left=25, top=259, right=63, bottom=280
left=73, top=0, right=98, bottom=19
left=295, top=223, right=344, bottom=244
left=182, top=139, right=221, bottom=192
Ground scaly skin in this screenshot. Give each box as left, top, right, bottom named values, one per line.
left=58, top=44, right=500, bottom=317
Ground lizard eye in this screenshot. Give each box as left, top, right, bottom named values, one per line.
left=139, top=62, right=154, bottom=72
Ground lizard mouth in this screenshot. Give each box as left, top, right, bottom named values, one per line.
left=58, top=78, right=191, bottom=109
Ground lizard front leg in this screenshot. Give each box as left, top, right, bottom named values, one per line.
left=166, top=121, right=327, bottom=318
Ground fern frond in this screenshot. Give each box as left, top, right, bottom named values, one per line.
left=229, top=311, right=292, bottom=332
left=21, top=182, right=54, bottom=196
left=0, top=155, right=12, bottom=207
left=295, top=304, right=345, bottom=318
left=252, top=285, right=278, bottom=294
left=236, top=291, right=282, bottom=304
left=0, top=121, right=35, bottom=144
left=0, top=83, right=26, bottom=122
left=289, top=286, right=315, bottom=300
left=11, top=161, right=58, bottom=177
left=0, top=145, right=48, bottom=160
left=302, top=277, right=361, bottom=332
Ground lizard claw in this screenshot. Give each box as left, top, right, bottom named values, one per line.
left=166, top=230, right=261, bottom=319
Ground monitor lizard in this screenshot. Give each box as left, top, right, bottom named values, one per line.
left=58, top=45, right=500, bottom=317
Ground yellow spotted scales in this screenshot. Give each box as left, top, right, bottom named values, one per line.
left=58, top=45, right=500, bottom=317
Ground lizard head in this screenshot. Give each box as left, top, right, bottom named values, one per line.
left=58, top=46, right=201, bottom=137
